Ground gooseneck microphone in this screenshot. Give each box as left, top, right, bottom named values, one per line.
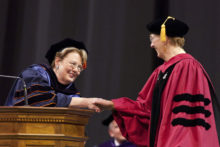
left=0, top=74, right=29, bottom=106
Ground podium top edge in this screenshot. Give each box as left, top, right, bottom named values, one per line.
left=0, top=106, right=94, bottom=116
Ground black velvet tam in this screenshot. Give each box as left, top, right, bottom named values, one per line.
left=45, top=38, right=87, bottom=64
left=146, top=17, right=189, bottom=37
left=102, top=114, right=114, bottom=126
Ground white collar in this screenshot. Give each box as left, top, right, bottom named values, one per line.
left=114, top=139, right=120, bottom=146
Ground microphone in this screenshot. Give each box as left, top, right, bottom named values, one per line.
left=0, top=74, right=29, bottom=106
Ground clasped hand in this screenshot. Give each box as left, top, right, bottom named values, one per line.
left=87, top=98, right=114, bottom=112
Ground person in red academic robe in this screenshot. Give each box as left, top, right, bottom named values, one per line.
left=92, top=16, right=220, bottom=147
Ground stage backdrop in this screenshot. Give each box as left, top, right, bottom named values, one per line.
left=0, top=0, right=219, bottom=146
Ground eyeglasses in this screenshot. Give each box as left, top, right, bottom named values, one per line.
left=67, top=62, right=83, bottom=72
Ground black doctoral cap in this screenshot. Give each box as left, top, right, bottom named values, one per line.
left=102, top=114, right=114, bottom=126
left=45, top=38, right=88, bottom=64
left=146, top=16, right=189, bottom=41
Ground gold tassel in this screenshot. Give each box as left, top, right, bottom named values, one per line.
left=160, top=24, right=166, bottom=41
left=160, top=16, right=175, bottom=42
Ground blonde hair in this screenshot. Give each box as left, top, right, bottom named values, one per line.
left=169, top=37, right=185, bottom=47
left=51, top=47, right=88, bottom=68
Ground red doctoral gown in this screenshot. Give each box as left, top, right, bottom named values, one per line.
left=112, top=53, right=220, bottom=147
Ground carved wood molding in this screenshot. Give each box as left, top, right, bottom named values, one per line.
left=0, top=134, right=87, bottom=142
left=0, top=106, right=94, bottom=124
left=0, top=106, right=93, bottom=146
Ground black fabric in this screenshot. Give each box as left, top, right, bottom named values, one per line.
left=14, top=93, right=55, bottom=106
left=172, top=105, right=211, bottom=117
left=45, top=38, right=87, bottom=64
left=172, top=93, right=212, bottom=132
left=39, top=64, right=79, bottom=95
left=172, top=118, right=211, bottom=130
left=146, top=17, right=189, bottom=37
left=102, top=114, right=114, bottom=126
left=149, top=63, right=176, bottom=147
left=45, top=103, right=56, bottom=107
left=173, top=94, right=210, bottom=106
left=14, top=84, right=52, bottom=98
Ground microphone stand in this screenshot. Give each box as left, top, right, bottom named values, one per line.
left=0, top=74, right=29, bottom=106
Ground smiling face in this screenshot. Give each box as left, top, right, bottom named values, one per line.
left=150, top=34, right=166, bottom=59
left=54, top=51, right=83, bottom=85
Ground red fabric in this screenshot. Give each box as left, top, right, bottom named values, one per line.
left=112, top=53, right=219, bottom=147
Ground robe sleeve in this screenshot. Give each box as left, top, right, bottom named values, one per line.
left=5, top=65, right=77, bottom=107
left=157, top=58, right=220, bottom=147
left=112, top=69, right=159, bottom=147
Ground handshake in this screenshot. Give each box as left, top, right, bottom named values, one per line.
left=69, top=97, right=114, bottom=112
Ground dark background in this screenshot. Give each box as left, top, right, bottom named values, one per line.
left=0, top=0, right=220, bottom=146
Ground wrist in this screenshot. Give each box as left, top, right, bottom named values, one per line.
left=110, top=100, right=115, bottom=110
left=69, top=97, right=88, bottom=108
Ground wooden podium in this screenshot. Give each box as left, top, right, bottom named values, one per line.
left=0, top=106, right=94, bottom=147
